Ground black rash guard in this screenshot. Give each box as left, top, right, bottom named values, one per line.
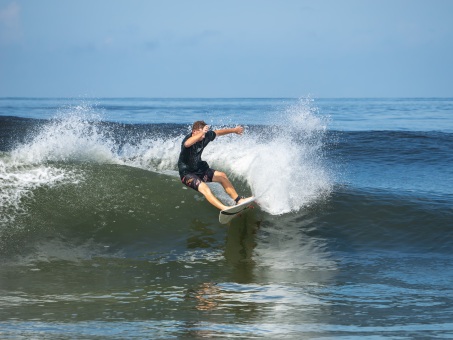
left=178, top=130, right=216, bottom=178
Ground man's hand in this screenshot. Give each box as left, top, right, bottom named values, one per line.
left=198, top=125, right=209, bottom=140
left=234, top=126, right=244, bottom=135
left=184, top=125, right=210, bottom=148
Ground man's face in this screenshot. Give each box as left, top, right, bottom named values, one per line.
left=195, top=128, right=205, bottom=139
left=193, top=125, right=209, bottom=139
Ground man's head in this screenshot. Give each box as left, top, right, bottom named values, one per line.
left=192, top=120, right=207, bottom=133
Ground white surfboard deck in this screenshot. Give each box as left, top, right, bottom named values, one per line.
left=219, top=197, right=256, bottom=224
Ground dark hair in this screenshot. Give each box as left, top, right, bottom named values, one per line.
left=192, top=120, right=207, bottom=131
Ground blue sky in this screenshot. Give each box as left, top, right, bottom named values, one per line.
left=1, top=0, right=452, bottom=98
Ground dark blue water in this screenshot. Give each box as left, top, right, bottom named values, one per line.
left=1, top=98, right=452, bottom=338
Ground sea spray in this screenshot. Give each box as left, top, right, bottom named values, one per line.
left=204, top=98, right=332, bottom=215
left=11, top=106, right=118, bottom=165
left=120, top=135, right=182, bottom=173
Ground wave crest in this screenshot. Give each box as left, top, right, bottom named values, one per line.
left=1, top=98, right=332, bottom=216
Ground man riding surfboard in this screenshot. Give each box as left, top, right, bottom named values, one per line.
left=178, top=121, right=251, bottom=211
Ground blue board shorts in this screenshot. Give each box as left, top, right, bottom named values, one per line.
left=181, top=168, right=215, bottom=191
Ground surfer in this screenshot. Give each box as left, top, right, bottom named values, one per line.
left=178, top=121, right=250, bottom=211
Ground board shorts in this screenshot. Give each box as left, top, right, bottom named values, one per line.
left=181, top=168, right=215, bottom=191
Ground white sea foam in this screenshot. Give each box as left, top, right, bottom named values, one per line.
left=0, top=158, right=79, bottom=226
left=120, top=136, right=181, bottom=172
left=204, top=98, right=332, bottom=215
left=11, top=106, right=117, bottom=165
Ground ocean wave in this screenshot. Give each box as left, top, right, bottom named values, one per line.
left=1, top=99, right=333, bottom=217
left=3, top=102, right=451, bottom=263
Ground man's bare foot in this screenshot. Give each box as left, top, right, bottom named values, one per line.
left=237, top=196, right=254, bottom=205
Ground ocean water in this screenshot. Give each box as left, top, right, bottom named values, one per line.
left=0, top=97, right=452, bottom=339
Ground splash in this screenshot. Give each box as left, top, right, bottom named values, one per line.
left=10, top=104, right=118, bottom=164
left=204, top=98, right=332, bottom=215
left=120, top=136, right=182, bottom=173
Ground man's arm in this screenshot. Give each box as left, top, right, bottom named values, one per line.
left=214, top=126, right=244, bottom=136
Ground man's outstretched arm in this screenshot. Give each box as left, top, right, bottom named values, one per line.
left=214, top=126, right=244, bottom=136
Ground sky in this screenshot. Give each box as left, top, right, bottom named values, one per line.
left=0, top=0, right=452, bottom=98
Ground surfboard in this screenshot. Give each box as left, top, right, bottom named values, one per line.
left=219, top=197, right=256, bottom=224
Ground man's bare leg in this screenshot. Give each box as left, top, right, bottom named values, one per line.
left=198, top=182, right=228, bottom=211
left=212, top=171, right=252, bottom=205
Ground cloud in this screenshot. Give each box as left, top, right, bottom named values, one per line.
left=0, top=1, right=22, bottom=44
